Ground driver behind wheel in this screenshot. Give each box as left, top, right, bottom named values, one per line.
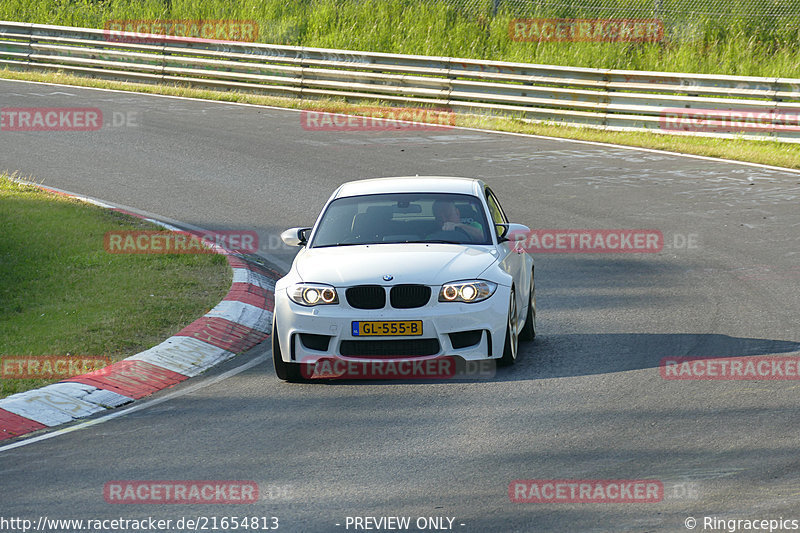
left=432, top=199, right=484, bottom=241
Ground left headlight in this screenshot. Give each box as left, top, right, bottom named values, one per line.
left=288, top=283, right=339, bottom=306
left=438, top=280, right=497, bottom=303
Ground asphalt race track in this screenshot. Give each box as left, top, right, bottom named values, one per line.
left=2, top=79, right=800, bottom=532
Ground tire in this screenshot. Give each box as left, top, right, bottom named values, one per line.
left=519, top=270, right=536, bottom=341
left=272, top=319, right=306, bottom=382
left=498, top=289, right=519, bottom=367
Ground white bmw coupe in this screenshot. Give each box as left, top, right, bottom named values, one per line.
left=272, top=176, right=535, bottom=381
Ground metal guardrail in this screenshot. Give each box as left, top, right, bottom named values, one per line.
left=2, top=21, right=800, bottom=142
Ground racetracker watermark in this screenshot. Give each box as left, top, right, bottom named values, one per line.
left=509, top=479, right=664, bottom=503
left=660, top=108, right=800, bottom=134
left=660, top=356, right=800, bottom=380
left=1, top=356, right=110, bottom=379
left=510, top=18, right=663, bottom=42
left=300, top=107, right=455, bottom=131
left=104, top=230, right=258, bottom=254
left=511, top=229, right=663, bottom=253
left=103, top=481, right=259, bottom=504
left=0, top=108, right=102, bottom=132
left=104, top=20, right=259, bottom=44
left=300, top=356, right=495, bottom=380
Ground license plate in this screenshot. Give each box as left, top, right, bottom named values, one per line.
left=352, top=320, right=423, bottom=336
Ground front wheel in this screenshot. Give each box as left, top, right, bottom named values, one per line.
left=272, top=320, right=306, bottom=382
left=519, top=271, right=536, bottom=341
left=498, top=289, right=519, bottom=367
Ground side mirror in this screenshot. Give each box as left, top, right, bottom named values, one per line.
left=496, top=223, right=530, bottom=243
left=281, top=227, right=312, bottom=247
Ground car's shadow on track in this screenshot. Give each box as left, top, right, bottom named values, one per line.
left=498, top=332, right=800, bottom=382
left=263, top=250, right=799, bottom=385
left=294, top=333, right=800, bottom=385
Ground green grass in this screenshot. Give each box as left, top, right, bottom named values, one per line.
left=0, top=174, right=231, bottom=398
left=2, top=0, right=800, bottom=77
left=4, top=68, right=800, bottom=170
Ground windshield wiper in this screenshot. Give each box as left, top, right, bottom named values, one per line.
left=404, top=239, right=464, bottom=244
left=316, top=240, right=472, bottom=247
left=314, top=242, right=381, bottom=248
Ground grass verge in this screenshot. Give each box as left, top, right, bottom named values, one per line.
left=0, top=174, right=231, bottom=398
left=3, top=68, right=800, bottom=170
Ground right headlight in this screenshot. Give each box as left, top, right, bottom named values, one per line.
left=438, top=280, right=497, bottom=303
left=288, top=283, right=339, bottom=306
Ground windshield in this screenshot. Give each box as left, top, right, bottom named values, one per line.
left=310, top=192, right=493, bottom=247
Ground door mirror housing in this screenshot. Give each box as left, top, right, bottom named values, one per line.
left=496, top=223, right=530, bottom=243
left=281, top=227, right=312, bottom=247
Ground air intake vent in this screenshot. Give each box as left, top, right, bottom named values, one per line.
left=390, top=284, right=431, bottom=309
left=448, top=330, right=483, bottom=349
left=339, top=339, right=440, bottom=357
left=299, top=333, right=331, bottom=351
left=346, top=285, right=386, bottom=309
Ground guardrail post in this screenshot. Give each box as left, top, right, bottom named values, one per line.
left=445, top=57, right=454, bottom=112
left=298, top=46, right=306, bottom=100
left=21, top=23, right=32, bottom=67
left=160, top=40, right=167, bottom=84
left=27, top=24, right=37, bottom=69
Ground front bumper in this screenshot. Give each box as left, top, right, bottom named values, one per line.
left=273, top=284, right=511, bottom=364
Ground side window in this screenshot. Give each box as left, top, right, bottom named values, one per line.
left=485, top=188, right=508, bottom=239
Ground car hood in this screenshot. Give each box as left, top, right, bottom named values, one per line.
left=294, top=243, right=497, bottom=286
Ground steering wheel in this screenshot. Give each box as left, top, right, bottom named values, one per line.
left=426, top=225, right=471, bottom=242
left=451, top=225, right=471, bottom=240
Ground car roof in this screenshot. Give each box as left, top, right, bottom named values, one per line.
left=333, top=176, right=483, bottom=198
